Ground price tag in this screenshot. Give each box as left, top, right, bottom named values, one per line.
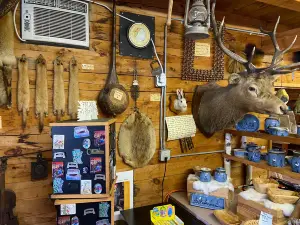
left=259, top=212, right=273, bottom=225
left=113, top=90, right=124, bottom=101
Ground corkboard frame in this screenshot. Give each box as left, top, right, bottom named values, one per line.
left=182, top=22, right=225, bottom=82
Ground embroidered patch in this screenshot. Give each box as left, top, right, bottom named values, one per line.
left=72, top=149, right=83, bottom=164
left=99, top=202, right=110, bottom=217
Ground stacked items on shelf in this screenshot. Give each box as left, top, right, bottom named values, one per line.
left=237, top=178, right=299, bottom=225
left=187, top=166, right=234, bottom=210
left=235, top=114, right=297, bottom=137
left=211, top=177, right=300, bottom=225
left=220, top=130, right=300, bottom=225
left=50, top=119, right=116, bottom=225
left=232, top=141, right=300, bottom=176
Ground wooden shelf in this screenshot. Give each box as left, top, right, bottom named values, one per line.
left=51, top=193, right=111, bottom=199
left=54, top=196, right=113, bottom=205
left=224, top=129, right=300, bottom=145
left=223, top=154, right=300, bottom=180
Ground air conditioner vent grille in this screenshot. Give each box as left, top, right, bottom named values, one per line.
left=58, top=0, right=87, bottom=13
left=33, top=7, right=86, bottom=41
left=24, top=0, right=56, bottom=7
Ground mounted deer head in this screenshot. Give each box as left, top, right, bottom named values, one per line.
left=192, top=0, right=300, bottom=137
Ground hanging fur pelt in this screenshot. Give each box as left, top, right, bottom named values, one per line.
left=0, top=12, right=16, bottom=108
left=36, top=54, right=48, bottom=133
left=0, top=12, right=16, bottom=67
left=17, top=54, right=30, bottom=129
left=3, top=65, right=12, bottom=108
left=118, top=111, right=156, bottom=168
left=53, top=57, right=65, bottom=120
left=68, top=57, right=79, bottom=119
left=0, top=68, right=7, bottom=106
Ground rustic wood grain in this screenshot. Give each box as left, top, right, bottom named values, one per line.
left=3, top=2, right=297, bottom=224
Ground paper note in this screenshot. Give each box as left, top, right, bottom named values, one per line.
left=150, top=93, right=161, bottom=101
left=113, top=90, right=124, bottom=101
left=259, top=212, right=273, bottom=225
left=195, top=43, right=210, bottom=57
left=166, top=115, right=196, bottom=141
left=77, top=101, right=98, bottom=121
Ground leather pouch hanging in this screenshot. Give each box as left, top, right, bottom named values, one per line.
left=31, top=152, right=48, bottom=180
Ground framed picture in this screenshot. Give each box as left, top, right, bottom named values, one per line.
left=114, top=170, right=134, bottom=220
left=181, top=21, right=225, bottom=82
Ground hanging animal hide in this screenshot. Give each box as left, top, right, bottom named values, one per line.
left=17, top=55, right=30, bottom=129
left=0, top=68, right=7, bottom=106
left=53, top=57, right=65, bottom=120
left=118, top=111, right=156, bottom=168
left=36, top=54, right=48, bottom=133
left=0, top=12, right=16, bottom=108
left=3, top=65, right=12, bottom=108
left=0, top=12, right=16, bottom=67
left=68, top=57, right=79, bottom=119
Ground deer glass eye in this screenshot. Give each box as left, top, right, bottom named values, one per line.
left=249, top=87, right=256, bottom=92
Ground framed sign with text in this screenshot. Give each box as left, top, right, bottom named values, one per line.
left=182, top=21, right=225, bottom=82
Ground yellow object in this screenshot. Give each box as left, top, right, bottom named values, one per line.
left=213, top=209, right=241, bottom=225
left=267, top=188, right=299, bottom=204
left=276, top=88, right=289, bottom=104
left=150, top=205, right=184, bottom=225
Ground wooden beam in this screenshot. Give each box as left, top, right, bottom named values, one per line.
left=262, top=27, right=300, bottom=53
left=256, top=0, right=300, bottom=12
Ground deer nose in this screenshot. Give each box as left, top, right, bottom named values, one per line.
left=280, top=106, right=288, bottom=114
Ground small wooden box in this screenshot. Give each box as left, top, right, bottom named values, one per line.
left=55, top=196, right=115, bottom=225
left=50, top=119, right=116, bottom=199
left=237, top=196, right=287, bottom=225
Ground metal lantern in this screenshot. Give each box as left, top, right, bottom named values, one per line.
left=184, top=0, right=210, bottom=40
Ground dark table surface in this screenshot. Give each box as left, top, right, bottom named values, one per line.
left=120, top=195, right=206, bottom=225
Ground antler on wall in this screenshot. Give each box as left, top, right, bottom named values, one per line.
left=192, top=0, right=297, bottom=136
left=211, top=0, right=300, bottom=75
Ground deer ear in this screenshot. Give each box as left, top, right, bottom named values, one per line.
left=228, top=73, right=241, bottom=84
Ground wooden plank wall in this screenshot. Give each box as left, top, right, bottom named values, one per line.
left=1, top=2, right=296, bottom=225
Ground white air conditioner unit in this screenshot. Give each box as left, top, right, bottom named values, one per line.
left=21, top=0, right=89, bottom=48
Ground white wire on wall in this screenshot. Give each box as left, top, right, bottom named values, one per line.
left=13, top=0, right=164, bottom=72
left=14, top=2, right=26, bottom=42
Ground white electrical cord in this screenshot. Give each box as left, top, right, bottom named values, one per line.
left=151, top=38, right=164, bottom=73
left=13, top=0, right=164, bottom=72
left=14, top=2, right=26, bottom=42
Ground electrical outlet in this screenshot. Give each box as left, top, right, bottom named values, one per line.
left=159, top=149, right=171, bottom=162
left=155, top=73, right=166, bottom=87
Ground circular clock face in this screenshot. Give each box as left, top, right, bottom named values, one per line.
left=128, top=23, right=151, bottom=49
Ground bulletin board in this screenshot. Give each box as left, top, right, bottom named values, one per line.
left=56, top=199, right=113, bottom=225
left=51, top=123, right=111, bottom=196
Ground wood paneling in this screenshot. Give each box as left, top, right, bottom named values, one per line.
left=3, top=1, right=298, bottom=225
left=256, top=0, right=300, bottom=13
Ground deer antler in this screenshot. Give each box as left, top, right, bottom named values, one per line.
left=260, top=17, right=297, bottom=66
left=211, top=0, right=257, bottom=73
left=211, top=0, right=300, bottom=76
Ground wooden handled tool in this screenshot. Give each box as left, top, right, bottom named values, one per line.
left=167, top=0, right=173, bottom=26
